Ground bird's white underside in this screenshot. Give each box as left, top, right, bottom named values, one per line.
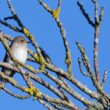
left=9, top=45, right=27, bottom=64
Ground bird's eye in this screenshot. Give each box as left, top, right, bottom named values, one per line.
left=21, top=39, right=24, bottom=42
left=19, top=39, right=24, bottom=43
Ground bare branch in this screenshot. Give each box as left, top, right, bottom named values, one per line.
left=78, top=58, right=91, bottom=77
left=7, top=0, right=24, bottom=27
left=0, top=19, right=23, bottom=32
left=76, top=41, right=102, bottom=93
left=4, top=16, right=15, bottom=21
left=77, top=1, right=95, bottom=27
left=99, top=7, right=104, bottom=22
left=91, top=0, right=99, bottom=24
left=0, top=62, right=68, bottom=100
left=38, top=99, right=55, bottom=110
left=2, top=87, right=30, bottom=99
left=38, top=0, right=72, bottom=76
left=101, top=69, right=108, bottom=88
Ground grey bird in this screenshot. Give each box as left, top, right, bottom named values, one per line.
left=0, top=36, right=28, bottom=87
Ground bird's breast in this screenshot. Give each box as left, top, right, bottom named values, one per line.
left=12, top=46, right=27, bottom=63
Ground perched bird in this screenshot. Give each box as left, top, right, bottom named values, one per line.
left=0, top=36, right=28, bottom=87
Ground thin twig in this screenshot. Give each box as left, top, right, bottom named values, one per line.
left=7, top=0, right=24, bottom=27
left=2, top=87, right=30, bottom=99
left=99, top=7, right=104, bottom=22
left=0, top=19, right=22, bottom=32
left=4, top=16, right=15, bottom=21
left=101, top=69, right=108, bottom=88
left=77, top=1, right=95, bottom=27
left=38, top=99, right=55, bottom=110
left=78, top=58, right=91, bottom=77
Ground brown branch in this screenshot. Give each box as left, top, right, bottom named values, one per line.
left=7, top=0, right=24, bottom=27
left=0, top=72, right=28, bottom=91
left=0, top=62, right=65, bottom=100
left=2, top=87, right=30, bottom=99
left=76, top=41, right=102, bottom=92
left=91, top=0, right=104, bottom=83
left=38, top=99, right=55, bottom=110
left=0, top=71, right=78, bottom=109
left=4, top=16, right=14, bottom=21
left=76, top=41, right=110, bottom=106
left=1, top=62, right=79, bottom=104
left=41, top=94, right=82, bottom=110
left=42, top=62, right=101, bottom=101
left=77, top=1, right=95, bottom=27
left=99, top=7, right=104, bottom=22
left=0, top=61, right=71, bottom=102
left=43, top=71, right=101, bottom=109
left=0, top=33, right=13, bottom=41
left=0, top=19, right=23, bottom=32
left=38, top=0, right=72, bottom=76
left=77, top=0, right=104, bottom=83
left=78, top=58, right=91, bottom=77
left=93, top=0, right=100, bottom=83
left=101, top=69, right=108, bottom=88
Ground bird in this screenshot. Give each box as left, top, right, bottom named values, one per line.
left=0, top=36, right=28, bottom=87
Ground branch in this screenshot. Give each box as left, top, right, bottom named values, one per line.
left=92, top=0, right=100, bottom=83
left=41, top=94, right=81, bottom=110
left=92, top=0, right=104, bottom=83
left=38, top=0, right=72, bottom=76
left=0, top=19, right=22, bottom=32
left=76, top=41, right=110, bottom=105
left=0, top=63, right=80, bottom=109
left=91, top=0, right=99, bottom=23
left=76, top=41, right=102, bottom=92
left=7, top=0, right=24, bottom=27
left=4, top=16, right=14, bottom=21
left=77, top=0, right=104, bottom=83
left=43, top=71, right=101, bottom=109
left=42, top=61, right=100, bottom=101
left=0, top=62, right=65, bottom=100
left=38, top=99, right=55, bottom=110
left=101, top=69, right=108, bottom=88
left=78, top=58, right=91, bottom=77
left=2, top=87, right=30, bottom=99
left=99, top=7, right=104, bottom=22
left=77, top=1, right=95, bottom=27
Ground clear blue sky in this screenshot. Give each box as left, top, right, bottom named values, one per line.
left=0, top=0, right=110, bottom=110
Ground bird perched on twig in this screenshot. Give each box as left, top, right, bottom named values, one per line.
left=0, top=36, right=28, bottom=87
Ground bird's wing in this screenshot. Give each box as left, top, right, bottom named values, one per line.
left=1, top=52, right=15, bottom=77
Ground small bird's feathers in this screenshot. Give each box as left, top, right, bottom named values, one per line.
left=0, top=36, right=27, bottom=88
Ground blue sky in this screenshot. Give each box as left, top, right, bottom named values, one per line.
left=0, top=0, right=110, bottom=110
